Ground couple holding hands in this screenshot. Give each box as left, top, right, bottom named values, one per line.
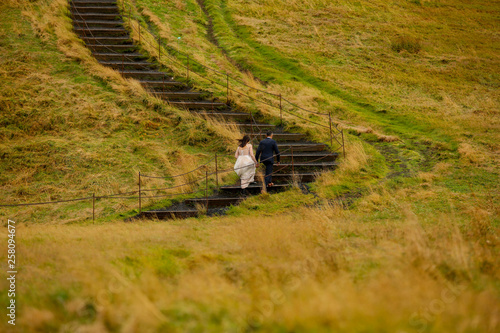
left=234, top=131, right=280, bottom=191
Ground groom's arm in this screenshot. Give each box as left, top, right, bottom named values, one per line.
left=255, top=143, right=262, bottom=162
left=273, top=141, right=280, bottom=163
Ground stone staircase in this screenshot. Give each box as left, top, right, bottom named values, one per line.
left=69, top=0, right=339, bottom=219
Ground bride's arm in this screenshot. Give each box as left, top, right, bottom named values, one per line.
left=235, top=147, right=239, bottom=159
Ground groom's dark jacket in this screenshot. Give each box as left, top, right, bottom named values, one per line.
left=255, top=137, right=280, bottom=164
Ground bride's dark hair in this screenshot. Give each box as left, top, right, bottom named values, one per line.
left=238, top=135, right=251, bottom=148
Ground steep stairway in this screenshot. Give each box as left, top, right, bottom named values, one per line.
left=69, top=0, right=339, bottom=219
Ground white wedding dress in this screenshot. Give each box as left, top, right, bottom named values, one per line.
left=234, top=144, right=257, bottom=189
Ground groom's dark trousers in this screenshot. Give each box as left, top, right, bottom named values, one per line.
left=255, top=137, right=280, bottom=187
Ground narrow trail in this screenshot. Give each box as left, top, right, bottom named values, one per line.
left=195, top=0, right=267, bottom=85
left=69, top=0, right=340, bottom=219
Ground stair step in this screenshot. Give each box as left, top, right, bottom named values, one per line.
left=139, top=80, right=185, bottom=88
left=270, top=173, right=317, bottom=182
left=75, top=27, right=127, bottom=32
left=100, top=60, right=156, bottom=70
left=73, top=20, right=124, bottom=28
left=85, top=44, right=137, bottom=52
left=71, top=13, right=122, bottom=20
left=140, top=210, right=198, bottom=220
left=219, top=183, right=289, bottom=193
left=93, top=52, right=147, bottom=61
left=119, top=70, right=172, bottom=79
left=277, top=143, right=327, bottom=152
left=232, top=123, right=275, bottom=129
left=70, top=6, right=119, bottom=14
left=82, top=36, right=131, bottom=45
left=275, top=162, right=338, bottom=169
left=279, top=152, right=339, bottom=162
left=250, top=133, right=306, bottom=142
left=185, top=197, right=243, bottom=208
left=152, top=91, right=205, bottom=100
left=74, top=27, right=128, bottom=37
left=192, top=111, right=251, bottom=120
left=71, top=0, right=117, bottom=5
left=168, top=101, right=227, bottom=110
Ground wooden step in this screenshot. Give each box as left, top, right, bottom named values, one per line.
left=71, top=0, right=117, bottom=5
left=73, top=20, right=124, bottom=28
left=232, top=123, right=275, bottom=129
left=140, top=210, right=198, bottom=220
left=219, top=183, right=289, bottom=193
left=70, top=6, right=119, bottom=14
left=140, top=80, right=186, bottom=89
left=82, top=36, right=131, bottom=45
left=277, top=142, right=327, bottom=152
left=192, top=111, right=251, bottom=121
left=168, top=101, right=227, bottom=110
left=71, top=13, right=122, bottom=20
left=250, top=133, right=306, bottom=142
left=86, top=44, right=137, bottom=52
left=185, top=197, right=243, bottom=208
left=152, top=91, right=205, bottom=100
left=269, top=173, right=317, bottom=183
left=274, top=162, right=338, bottom=170
left=279, top=152, right=339, bottom=162
left=119, top=70, right=172, bottom=80
left=99, top=60, right=156, bottom=70
left=92, top=52, right=147, bottom=61
left=74, top=27, right=128, bottom=37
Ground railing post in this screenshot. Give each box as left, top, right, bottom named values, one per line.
left=329, top=111, right=333, bottom=149
left=92, top=193, right=95, bottom=223
left=205, top=170, right=208, bottom=214
left=138, top=172, right=142, bottom=214
left=342, top=129, right=346, bottom=158
left=226, top=73, right=229, bottom=104
left=215, top=153, right=219, bottom=190
left=291, top=146, right=295, bottom=176
left=279, top=94, right=282, bottom=127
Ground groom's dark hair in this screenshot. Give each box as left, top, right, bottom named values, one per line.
left=266, top=130, right=273, bottom=137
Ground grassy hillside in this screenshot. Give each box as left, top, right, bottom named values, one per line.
left=0, top=0, right=244, bottom=224
left=128, top=0, right=499, bottom=215
left=0, top=0, right=499, bottom=332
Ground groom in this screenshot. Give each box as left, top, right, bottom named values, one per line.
left=255, top=130, right=280, bottom=187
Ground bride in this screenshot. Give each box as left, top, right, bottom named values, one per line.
left=234, top=135, right=258, bottom=190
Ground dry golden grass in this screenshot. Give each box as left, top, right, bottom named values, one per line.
left=458, top=142, right=486, bottom=166
left=314, top=140, right=370, bottom=195
left=0, top=204, right=498, bottom=332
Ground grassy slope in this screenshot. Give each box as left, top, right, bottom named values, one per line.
left=0, top=0, right=242, bottom=224
left=0, top=0, right=499, bottom=332
left=201, top=0, right=500, bottom=216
